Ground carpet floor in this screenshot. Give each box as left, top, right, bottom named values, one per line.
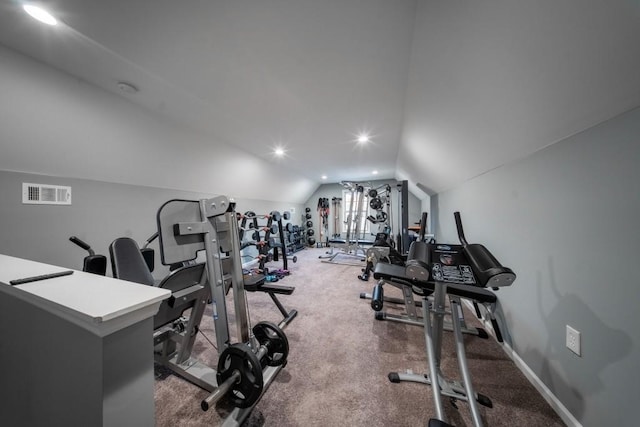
left=154, top=247, right=565, bottom=426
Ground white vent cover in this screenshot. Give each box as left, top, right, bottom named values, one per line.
left=22, top=183, right=72, bottom=205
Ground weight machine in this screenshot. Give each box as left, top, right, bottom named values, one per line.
left=110, top=196, right=291, bottom=426
left=320, top=181, right=371, bottom=265
left=371, top=212, right=515, bottom=427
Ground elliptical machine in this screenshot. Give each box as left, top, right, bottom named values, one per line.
left=372, top=212, right=515, bottom=427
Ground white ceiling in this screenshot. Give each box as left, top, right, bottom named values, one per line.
left=1, top=0, right=639, bottom=199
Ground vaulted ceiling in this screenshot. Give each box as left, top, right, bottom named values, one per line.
left=1, top=0, right=639, bottom=203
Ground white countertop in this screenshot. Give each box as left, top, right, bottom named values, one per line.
left=0, top=254, right=171, bottom=336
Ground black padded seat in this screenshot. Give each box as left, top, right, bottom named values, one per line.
left=109, top=237, right=156, bottom=286
left=243, top=273, right=294, bottom=295
left=154, top=263, right=208, bottom=329
left=110, top=237, right=209, bottom=330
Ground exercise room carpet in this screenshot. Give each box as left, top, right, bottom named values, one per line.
left=154, top=247, right=565, bottom=426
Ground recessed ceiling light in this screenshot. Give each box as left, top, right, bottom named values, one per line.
left=372, top=170, right=378, bottom=175
left=357, top=133, right=370, bottom=143
left=274, top=147, right=285, bottom=157
left=321, top=175, right=327, bottom=180
left=23, top=4, right=58, bottom=26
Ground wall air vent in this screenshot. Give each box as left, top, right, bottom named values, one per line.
left=22, top=183, right=72, bottom=205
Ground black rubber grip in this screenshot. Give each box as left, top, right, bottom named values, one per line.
left=10, top=270, right=74, bottom=286
left=388, top=372, right=400, bottom=383
left=476, top=328, right=489, bottom=339
left=69, top=236, right=93, bottom=255
left=473, top=301, right=482, bottom=318
left=454, top=211, right=468, bottom=245
left=419, top=212, right=428, bottom=241
left=371, top=284, right=384, bottom=311
left=145, top=231, right=159, bottom=245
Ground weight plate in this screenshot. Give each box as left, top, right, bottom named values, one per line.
left=369, top=197, right=383, bottom=210
left=253, top=321, right=289, bottom=367
left=216, top=343, right=264, bottom=409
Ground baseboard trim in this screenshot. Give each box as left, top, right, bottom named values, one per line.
left=462, top=301, right=581, bottom=427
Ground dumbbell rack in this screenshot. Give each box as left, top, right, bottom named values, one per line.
left=285, top=224, right=305, bottom=254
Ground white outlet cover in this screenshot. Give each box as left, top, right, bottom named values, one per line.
left=566, top=325, right=581, bottom=356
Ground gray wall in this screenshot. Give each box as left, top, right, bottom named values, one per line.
left=304, top=179, right=423, bottom=243
left=0, top=171, right=302, bottom=277
left=433, top=107, right=640, bottom=426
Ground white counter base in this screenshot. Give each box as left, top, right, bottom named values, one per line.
left=0, top=254, right=171, bottom=427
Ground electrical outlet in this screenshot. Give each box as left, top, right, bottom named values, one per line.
left=566, top=325, right=581, bottom=356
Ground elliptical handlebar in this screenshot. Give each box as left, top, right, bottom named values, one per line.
left=454, top=211, right=468, bottom=246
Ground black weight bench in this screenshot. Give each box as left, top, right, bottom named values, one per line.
left=243, top=273, right=298, bottom=327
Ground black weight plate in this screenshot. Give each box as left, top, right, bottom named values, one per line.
left=369, top=197, right=383, bottom=210
left=307, top=237, right=316, bottom=245
left=216, top=343, right=264, bottom=408
left=253, top=322, right=289, bottom=367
